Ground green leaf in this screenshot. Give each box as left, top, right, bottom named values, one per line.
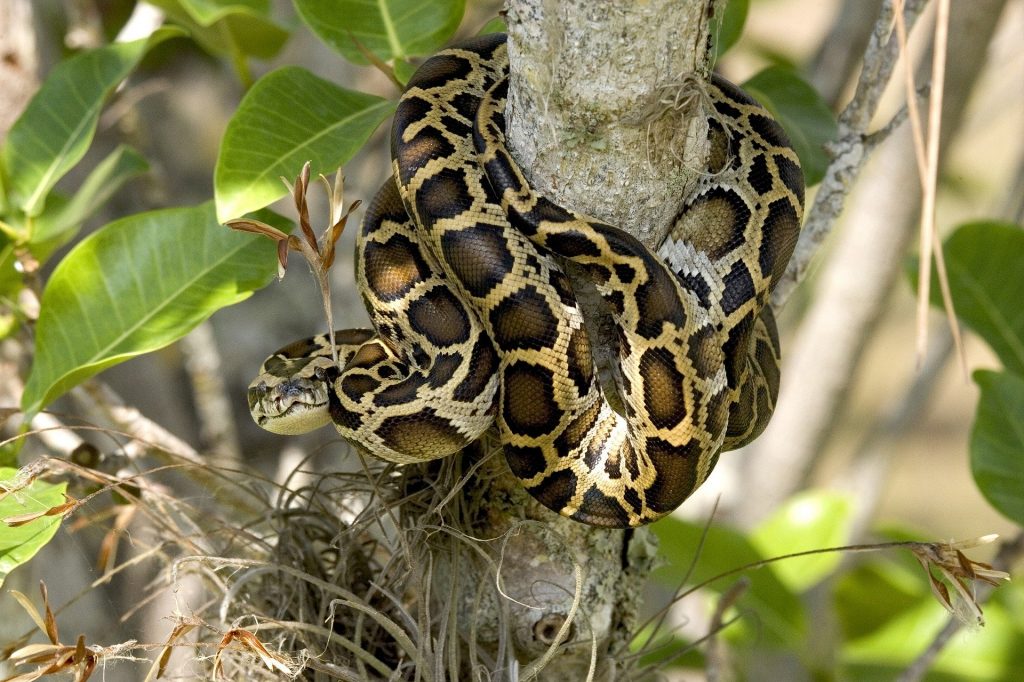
left=168, top=0, right=271, bottom=24
left=147, top=0, right=289, bottom=61
left=834, top=557, right=930, bottom=640
left=0, top=468, right=67, bottom=588
left=713, top=0, right=749, bottom=58
left=971, top=370, right=1024, bottom=525
left=1, top=28, right=180, bottom=217
left=214, top=66, right=395, bottom=223
left=31, top=144, right=149, bottom=248
left=742, top=66, right=837, bottom=186
left=917, top=221, right=1024, bottom=375
left=478, top=17, right=507, bottom=35
left=21, top=203, right=284, bottom=415
left=393, top=59, right=418, bottom=85
left=842, top=596, right=1024, bottom=681
left=652, top=516, right=805, bottom=645
left=0, top=234, right=18, bottom=297
left=294, top=0, right=465, bottom=64
left=750, top=489, right=853, bottom=592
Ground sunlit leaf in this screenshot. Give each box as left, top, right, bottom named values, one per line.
left=294, top=0, right=464, bottom=64
left=742, top=66, right=837, bottom=186
left=21, top=203, right=287, bottom=415
left=1, top=28, right=180, bottom=217
left=31, top=145, right=149, bottom=249
left=971, top=370, right=1024, bottom=526
left=0, top=468, right=67, bottom=587
left=147, top=0, right=288, bottom=60
left=842, top=595, right=1024, bottom=681
left=834, top=556, right=930, bottom=640
left=477, top=17, right=507, bottom=35
left=750, top=489, right=853, bottom=592
left=214, top=66, right=394, bottom=223
left=652, top=515, right=805, bottom=645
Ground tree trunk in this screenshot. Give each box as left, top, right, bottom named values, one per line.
left=453, top=1, right=724, bottom=675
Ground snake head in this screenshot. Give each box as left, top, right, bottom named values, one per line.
left=247, top=355, right=338, bottom=434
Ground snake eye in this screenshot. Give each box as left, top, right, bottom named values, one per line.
left=313, top=366, right=329, bottom=381
left=255, top=381, right=268, bottom=396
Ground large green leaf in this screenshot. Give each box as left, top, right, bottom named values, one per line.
left=0, top=468, right=67, bottom=587
left=833, top=556, right=930, bottom=640
left=652, top=516, right=805, bottom=645
left=21, top=203, right=282, bottom=415
left=214, top=66, right=395, bottom=223
left=971, top=370, right=1024, bottom=525
left=294, top=0, right=464, bottom=64
left=742, top=66, right=837, bottom=186
left=31, top=144, right=149, bottom=248
left=169, top=0, right=270, bottom=24
left=1, top=28, right=180, bottom=218
left=842, top=596, right=1024, bottom=681
left=750, top=489, right=853, bottom=592
left=714, top=0, right=749, bottom=58
left=147, top=0, right=288, bottom=61
left=921, top=221, right=1024, bottom=375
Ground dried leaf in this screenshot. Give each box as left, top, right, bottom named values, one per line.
left=41, top=582, right=58, bottom=645
left=223, top=218, right=288, bottom=241
left=212, top=628, right=292, bottom=678
left=275, top=239, right=290, bottom=279
left=323, top=198, right=361, bottom=270
left=9, top=591, right=48, bottom=637
left=74, top=635, right=96, bottom=682
left=8, top=642, right=64, bottom=665
left=96, top=506, right=136, bottom=574
left=234, top=629, right=292, bottom=673
left=4, top=494, right=77, bottom=526
left=293, top=162, right=317, bottom=250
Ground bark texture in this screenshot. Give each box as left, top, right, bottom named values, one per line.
left=504, top=0, right=715, bottom=246
left=466, top=0, right=724, bottom=675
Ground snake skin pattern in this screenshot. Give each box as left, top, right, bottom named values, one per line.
left=248, top=34, right=804, bottom=527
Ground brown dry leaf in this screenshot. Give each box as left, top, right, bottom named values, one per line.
left=910, top=535, right=1010, bottom=626
left=4, top=494, right=77, bottom=527
left=74, top=635, right=96, bottom=682
left=223, top=218, right=289, bottom=242
left=4, top=643, right=76, bottom=682
left=96, top=505, right=137, bottom=574
left=213, top=628, right=293, bottom=678
left=8, top=591, right=47, bottom=638
left=145, top=619, right=199, bottom=681
left=289, top=162, right=317, bottom=249
left=40, top=582, right=58, bottom=645
left=323, top=198, right=361, bottom=270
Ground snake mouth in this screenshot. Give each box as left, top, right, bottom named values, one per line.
left=249, top=382, right=332, bottom=434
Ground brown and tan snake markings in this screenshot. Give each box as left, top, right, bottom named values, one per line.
left=248, top=33, right=804, bottom=528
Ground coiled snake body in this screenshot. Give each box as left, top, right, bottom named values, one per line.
left=248, top=34, right=804, bottom=528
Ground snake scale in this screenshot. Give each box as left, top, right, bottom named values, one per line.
left=248, top=33, right=804, bottom=528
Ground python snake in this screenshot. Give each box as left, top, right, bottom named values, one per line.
left=248, top=33, right=804, bottom=528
